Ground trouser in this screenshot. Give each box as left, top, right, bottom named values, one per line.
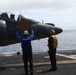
left=22, top=51, right=33, bottom=74
left=48, top=48, right=57, bottom=69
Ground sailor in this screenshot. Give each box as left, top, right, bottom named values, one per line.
left=16, top=30, right=34, bottom=75
left=47, top=29, right=58, bottom=71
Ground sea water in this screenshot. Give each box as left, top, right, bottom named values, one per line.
left=0, top=30, right=76, bottom=54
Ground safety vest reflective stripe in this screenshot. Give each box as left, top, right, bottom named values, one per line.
left=51, top=35, right=58, bottom=48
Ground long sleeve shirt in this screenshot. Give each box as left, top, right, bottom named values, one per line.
left=16, top=30, right=34, bottom=51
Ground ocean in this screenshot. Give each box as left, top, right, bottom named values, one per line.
left=0, top=30, right=76, bottom=54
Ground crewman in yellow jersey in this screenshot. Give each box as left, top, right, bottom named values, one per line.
left=48, top=29, right=58, bottom=71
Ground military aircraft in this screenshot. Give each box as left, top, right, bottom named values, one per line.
left=0, top=12, right=63, bottom=46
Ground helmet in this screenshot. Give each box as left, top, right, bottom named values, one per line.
left=50, top=29, right=55, bottom=35
left=10, top=14, right=15, bottom=16
left=23, top=30, right=29, bottom=35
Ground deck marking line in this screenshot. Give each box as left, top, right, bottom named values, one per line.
left=1, top=59, right=76, bottom=68
left=45, top=53, right=76, bottom=59
left=56, top=53, right=76, bottom=59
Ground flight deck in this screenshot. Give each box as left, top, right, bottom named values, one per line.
left=0, top=50, right=76, bottom=75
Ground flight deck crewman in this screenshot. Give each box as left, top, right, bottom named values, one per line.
left=16, top=30, right=34, bottom=75
left=47, top=29, right=58, bottom=71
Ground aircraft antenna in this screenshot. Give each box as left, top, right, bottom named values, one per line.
left=42, top=20, right=44, bottom=24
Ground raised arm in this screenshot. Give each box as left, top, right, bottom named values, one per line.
left=28, top=30, right=34, bottom=40
left=16, top=31, right=23, bottom=41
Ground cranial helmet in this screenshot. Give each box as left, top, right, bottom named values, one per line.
left=23, top=30, right=29, bottom=35
left=50, top=29, right=55, bottom=35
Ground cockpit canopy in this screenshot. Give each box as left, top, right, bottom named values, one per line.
left=0, top=12, right=39, bottom=23
left=0, top=12, right=24, bottom=21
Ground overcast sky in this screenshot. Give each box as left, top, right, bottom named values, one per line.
left=0, top=0, right=76, bottom=30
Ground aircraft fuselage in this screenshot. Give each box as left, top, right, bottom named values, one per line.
left=0, top=12, right=63, bottom=46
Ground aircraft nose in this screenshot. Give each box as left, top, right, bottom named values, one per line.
left=46, top=25, right=63, bottom=35
left=54, top=27, right=63, bottom=34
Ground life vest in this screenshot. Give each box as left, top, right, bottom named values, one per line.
left=51, top=35, right=58, bottom=48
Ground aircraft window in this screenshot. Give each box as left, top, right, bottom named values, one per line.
left=17, top=15, right=25, bottom=21
left=17, top=15, right=22, bottom=21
